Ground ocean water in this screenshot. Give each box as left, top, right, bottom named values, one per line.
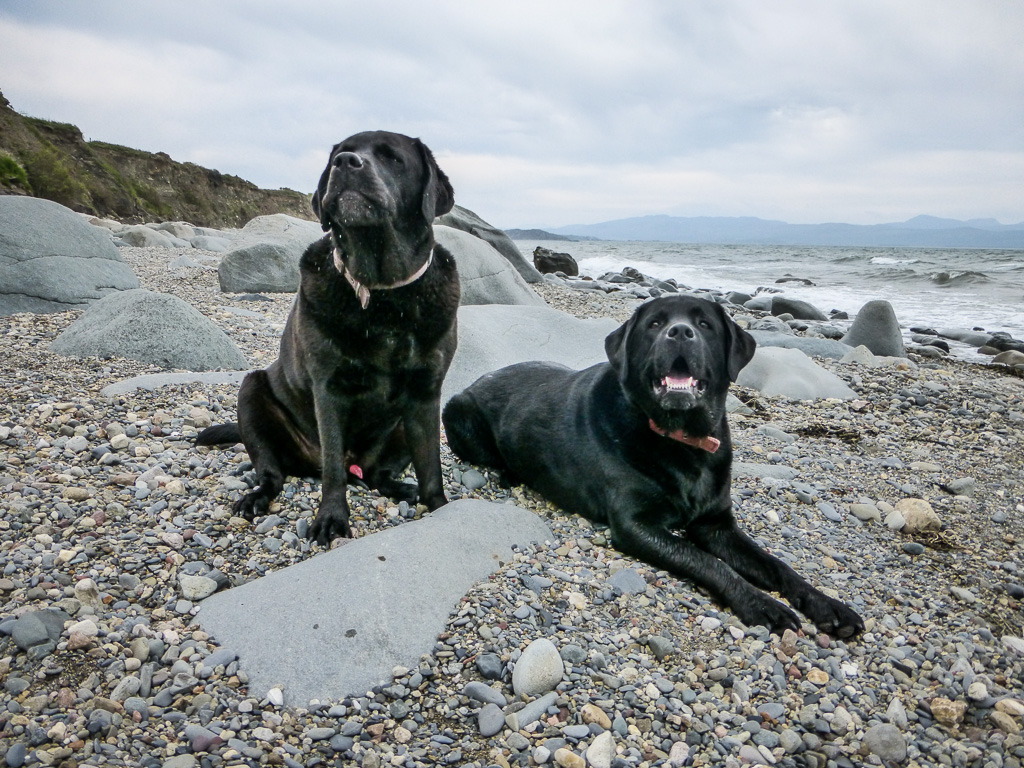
left=517, top=240, right=1024, bottom=340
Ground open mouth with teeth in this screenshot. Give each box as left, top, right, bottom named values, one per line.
left=653, top=360, right=708, bottom=404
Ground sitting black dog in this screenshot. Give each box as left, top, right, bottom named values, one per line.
left=198, top=131, right=460, bottom=546
left=443, top=295, right=863, bottom=637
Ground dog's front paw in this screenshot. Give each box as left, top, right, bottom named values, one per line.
left=421, top=491, right=447, bottom=511
left=801, top=595, right=865, bottom=638
left=307, top=509, right=353, bottom=547
left=233, top=491, right=270, bottom=520
left=735, top=596, right=802, bottom=635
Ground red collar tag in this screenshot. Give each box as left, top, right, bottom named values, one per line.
left=648, top=418, right=721, bottom=453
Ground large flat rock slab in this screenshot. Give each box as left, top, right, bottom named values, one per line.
left=100, top=371, right=250, bottom=397
left=196, top=500, right=552, bottom=706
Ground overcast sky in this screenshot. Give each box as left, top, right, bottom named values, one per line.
left=2, top=1, right=1023, bottom=228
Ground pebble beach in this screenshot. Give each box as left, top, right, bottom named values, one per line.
left=2, top=244, right=1024, bottom=768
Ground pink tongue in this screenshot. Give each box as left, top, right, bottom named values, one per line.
left=664, top=376, right=696, bottom=389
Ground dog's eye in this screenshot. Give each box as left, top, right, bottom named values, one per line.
left=649, top=320, right=662, bottom=329
left=377, top=146, right=403, bottom=164
left=698, top=319, right=712, bottom=329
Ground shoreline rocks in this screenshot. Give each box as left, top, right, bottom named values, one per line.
left=1, top=222, right=1023, bottom=768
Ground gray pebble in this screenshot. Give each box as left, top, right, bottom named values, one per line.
left=863, top=723, right=908, bottom=762
left=464, top=681, right=506, bottom=706
left=478, top=702, right=505, bottom=737
left=461, top=469, right=487, bottom=490
left=563, top=724, right=591, bottom=740
left=647, top=635, right=674, bottom=659
left=476, top=653, right=503, bottom=680
left=4, top=743, right=27, bottom=768
left=607, top=567, right=646, bottom=595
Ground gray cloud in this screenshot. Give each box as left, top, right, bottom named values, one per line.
left=1, top=0, right=1022, bottom=226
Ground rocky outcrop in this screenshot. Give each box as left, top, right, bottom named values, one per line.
left=436, top=205, right=542, bottom=284
left=434, top=226, right=545, bottom=307
left=0, top=89, right=312, bottom=227
left=533, top=246, right=579, bottom=276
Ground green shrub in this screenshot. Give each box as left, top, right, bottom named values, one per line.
left=23, top=146, right=91, bottom=208
left=0, top=152, right=30, bottom=191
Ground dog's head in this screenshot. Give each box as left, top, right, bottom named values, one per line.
left=604, top=295, right=756, bottom=437
left=311, top=131, right=454, bottom=286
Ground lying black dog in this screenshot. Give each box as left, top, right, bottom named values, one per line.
left=198, top=131, right=460, bottom=546
left=443, top=295, right=863, bottom=637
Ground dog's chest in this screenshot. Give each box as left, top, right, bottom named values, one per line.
left=657, top=460, right=726, bottom=526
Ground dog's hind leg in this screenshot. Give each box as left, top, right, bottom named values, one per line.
left=234, top=370, right=319, bottom=520
left=361, top=423, right=419, bottom=504
left=441, top=392, right=507, bottom=471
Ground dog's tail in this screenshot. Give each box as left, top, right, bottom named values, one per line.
left=195, top=423, right=242, bottom=446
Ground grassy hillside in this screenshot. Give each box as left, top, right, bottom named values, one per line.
left=0, top=89, right=314, bottom=227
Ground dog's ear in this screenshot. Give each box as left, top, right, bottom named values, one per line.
left=310, top=188, right=323, bottom=226
left=604, top=319, right=631, bottom=376
left=416, top=139, right=455, bottom=221
left=721, top=307, right=757, bottom=382
left=311, top=146, right=338, bottom=231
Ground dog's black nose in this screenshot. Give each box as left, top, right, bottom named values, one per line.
left=334, top=152, right=364, bottom=169
left=666, top=322, right=696, bottom=340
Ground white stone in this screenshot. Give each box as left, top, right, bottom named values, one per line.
left=179, top=575, right=219, bottom=601
left=512, top=638, right=565, bottom=697
left=68, top=618, right=99, bottom=637
left=1002, top=636, right=1024, bottom=656
left=586, top=731, right=615, bottom=768
left=968, top=681, right=989, bottom=701
left=895, top=498, right=941, bottom=533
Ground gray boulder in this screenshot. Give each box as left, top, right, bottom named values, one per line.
left=436, top=205, right=542, bottom=284
left=748, top=331, right=854, bottom=360
left=727, top=291, right=754, bottom=306
left=841, top=300, right=905, bottom=357
left=737, top=347, right=855, bottom=400
left=0, top=196, right=140, bottom=316
left=196, top=499, right=552, bottom=705
left=434, top=225, right=545, bottom=307
left=443, top=304, right=618, bottom=404
left=937, top=328, right=994, bottom=348
left=153, top=221, right=198, bottom=239
left=218, top=214, right=323, bottom=293
left=118, top=225, right=179, bottom=248
left=51, top=289, right=248, bottom=371
left=533, top=246, right=579, bottom=277
left=743, top=295, right=775, bottom=312
left=771, top=297, right=828, bottom=321
left=190, top=235, right=232, bottom=252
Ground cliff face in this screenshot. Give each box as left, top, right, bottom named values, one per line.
left=0, top=89, right=314, bottom=227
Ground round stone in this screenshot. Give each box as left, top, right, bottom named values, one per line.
left=478, top=702, right=505, bottom=737
left=512, top=638, right=565, bottom=697
left=863, top=723, right=907, bottom=762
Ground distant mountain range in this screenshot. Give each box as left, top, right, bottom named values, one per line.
left=513, top=214, right=1024, bottom=248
